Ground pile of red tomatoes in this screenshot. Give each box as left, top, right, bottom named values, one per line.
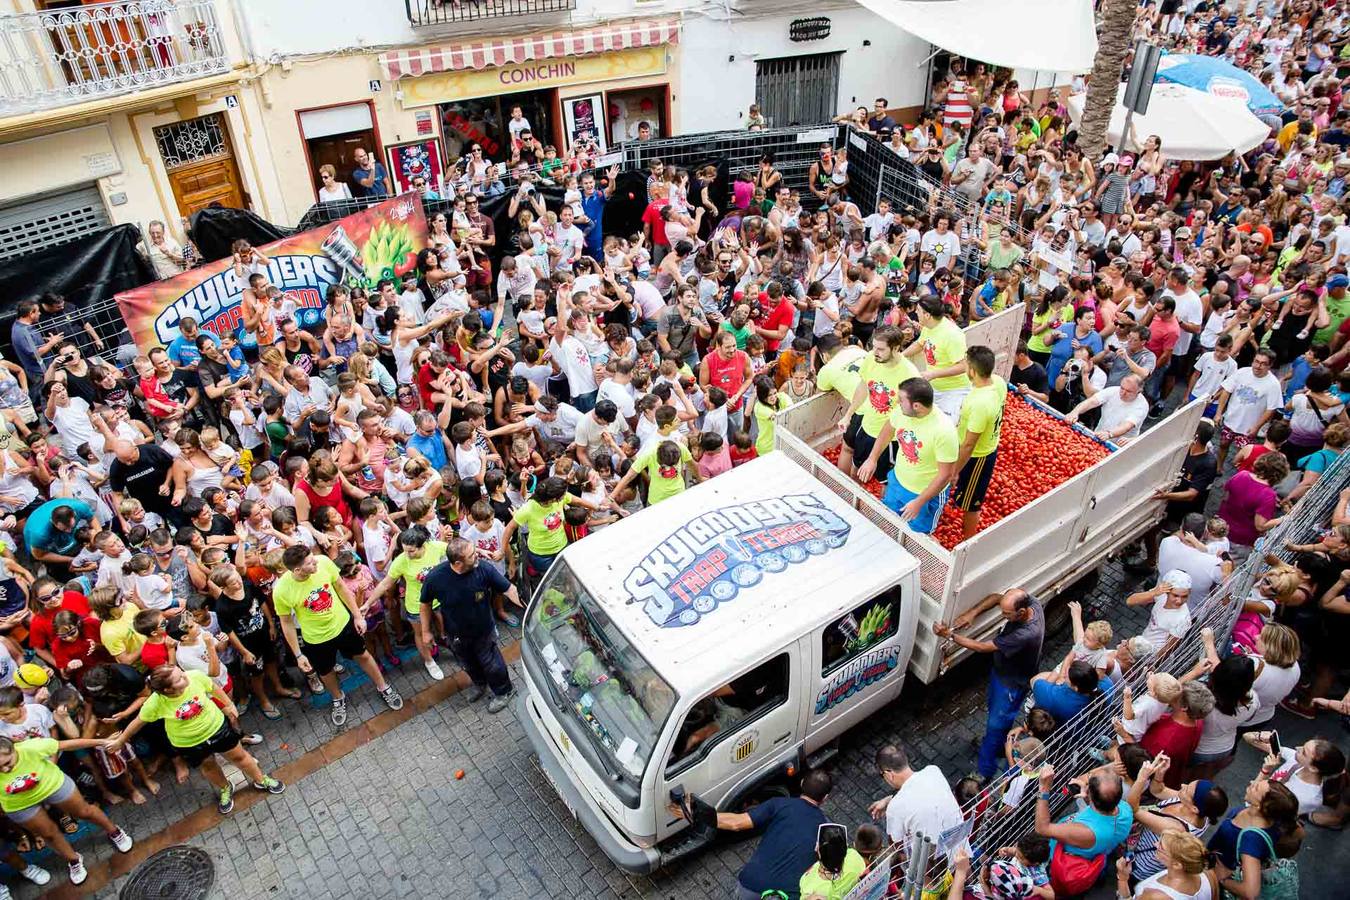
left=823, top=391, right=1111, bottom=550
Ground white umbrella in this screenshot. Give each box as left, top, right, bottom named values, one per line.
left=1067, top=82, right=1271, bottom=161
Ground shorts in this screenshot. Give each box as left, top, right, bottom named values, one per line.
left=1166, top=349, right=1197, bottom=380
left=852, top=319, right=877, bottom=348
left=1186, top=394, right=1219, bottom=419
left=1188, top=746, right=1234, bottom=766
left=176, top=718, right=243, bottom=768
left=238, top=628, right=277, bottom=673
left=302, top=619, right=367, bottom=677
left=6, top=774, right=78, bottom=823
left=1219, top=425, right=1252, bottom=449
left=849, top=419, right=895, bottom=482
left=95, top=742, right=137, bottom=780
left=881, top=475, right=949, bottom=534
left=953, top=450, right=998, bottom=512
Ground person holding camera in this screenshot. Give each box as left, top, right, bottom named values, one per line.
left=1065, top=374, right=1149, bottom=444
left=1096, top=323, right=1156, bottom=388
left=1050, top=346, right=1106, bottom=416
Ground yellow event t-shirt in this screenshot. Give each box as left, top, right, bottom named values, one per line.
left=856, top=353, right=921, bottom=437
left=138, top=669, right=225, bottom=748
left=0, top=738, right=68, bottom=814
left=637, top=442, right=694, bottom=504
left=817, top=345, right=867, bottom=401
left=513, top=496, right=572, bottom=556
left=918, top=317, right=972, bottom=393
left=273, top=555, right=352, bottom=644
left=387, top=540, right=448, bottom=614
left=888, top=408, right=960, bottom=494
left=957, top=376, right=1007, bottom=458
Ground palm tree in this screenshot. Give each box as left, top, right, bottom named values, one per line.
left=1078, top=0, right=1139, bottom=160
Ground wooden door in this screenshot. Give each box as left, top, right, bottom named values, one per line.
left=306, top=130, right=377, bottom=198
left=167, top=156, right=245, bottom=216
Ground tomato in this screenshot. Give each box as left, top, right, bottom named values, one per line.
left=823, top=392, right=1110, bottom=550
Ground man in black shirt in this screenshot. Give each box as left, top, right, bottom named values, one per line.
left=420, top=539, right=520, bottom=713
left=148, top=347, right=202, bottom=429
left=1142, top=420, right=1219, bottom=569
left=108, top=440, right=176, bottom=527
left=182, top=497, right=237, bottom=549
left=933, top=588, right=1045, bottom=780
left=1010, top=340, right=1050, bottom=402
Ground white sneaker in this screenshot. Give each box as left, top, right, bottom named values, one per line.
left=109, top=827, right=133, bottom=853
left=21, top=864, right=50, bottom=885
left=425, top=658, right=445, bottom=681
left=68, top=854, right=88, bottom=885
left=0, top=883, right=11, bottom=900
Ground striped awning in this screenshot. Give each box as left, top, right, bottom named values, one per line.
left=382, top=18, right=681, bottom=80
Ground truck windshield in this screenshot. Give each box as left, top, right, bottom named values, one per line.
left=524, top=561, right=675, bottom=788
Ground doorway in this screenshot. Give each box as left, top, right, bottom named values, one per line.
left=605, top=85, right=669, bottom=145
left=298, top=102, right=381, bottom=201
left=439, top=88, right=556, bottom=164
left=754, top=52, right=843, bottom=128
left=153, top=113, right=246, bottom=216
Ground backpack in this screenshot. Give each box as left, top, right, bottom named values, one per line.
left=1221, top=827, right=1299, bottom=900
left=1048, top=841, right=1106, bottom=896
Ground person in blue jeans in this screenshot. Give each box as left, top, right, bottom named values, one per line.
left=933, top=588, right=1045, bottom=781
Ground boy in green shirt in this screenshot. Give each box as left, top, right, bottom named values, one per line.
left=953, top=345, right=1007, bottom=538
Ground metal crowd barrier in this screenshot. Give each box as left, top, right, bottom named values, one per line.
left=846, top=448, right=1350, bottom=898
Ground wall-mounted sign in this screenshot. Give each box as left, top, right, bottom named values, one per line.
left=415, top=109, right=434, bottom=136
left=369, top=79, right=383, bottom=93
left=789, top=17, right=831, bottom=42
left=224, top=94, right=238, bottom=109
left=400, top=46, right=667, bottom=108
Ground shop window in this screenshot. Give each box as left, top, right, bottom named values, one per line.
left=605, top=86, right=668, bottom=145
left=666, top=654, right=790, bottom=774
left=821, top=588, right=901, bottom=676
left=440, top=90, right=555, bottom=166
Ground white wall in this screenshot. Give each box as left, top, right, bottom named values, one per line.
left=232, top=0, right=697, bottom=60
left=677, top=7, right=932, bottom=134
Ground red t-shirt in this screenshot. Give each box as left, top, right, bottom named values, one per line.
left=758, top=298, right=796, bottom=353
left=1140, top=715, right=1203, bottom=789
left=1236, top=443, right=1273, bottom=474
left=416, top=363, right=440, bottom=411
left=729, top=445, right=759, bottom=467
left=27, top=592, right=92, bottom=652
left=641, top=202, right=670, bottom=248
left=704, top=349, right=751, bottom=411
left=51, top=618, right=111, bottom=677
left=1146, top=315, right=1181, bottom=360
left=139, top=639, right=171, bottom=671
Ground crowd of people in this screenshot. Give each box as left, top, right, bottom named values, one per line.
left=0, top=0, right=1348, bottom=897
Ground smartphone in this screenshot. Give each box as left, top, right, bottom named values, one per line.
left=1269, top=730, right=1281, bottom=758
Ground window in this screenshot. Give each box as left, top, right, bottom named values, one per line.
left=821, top=588, right=901, bottom=675
left=153, top=114, right=230, bottom=170
left=667, top=654, right=790, bottom=774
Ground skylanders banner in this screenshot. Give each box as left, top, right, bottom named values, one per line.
left=115, top=194, right=426, bottom=351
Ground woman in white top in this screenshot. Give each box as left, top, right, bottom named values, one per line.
left=1246, top=624, right=1302, bottom=726
left=169, top=429, right=224, bottom=504
left=0, top=446, right=38, bottom=518
left=1245, top=734, right=1346, bottom=817
left=386, top=306, right=456, bottom=386
left=317, top=164, right=353, bottom=202
left=1120, top=830, right=1216, bottom=900
left=1191, top=655, right=1259, bottom=779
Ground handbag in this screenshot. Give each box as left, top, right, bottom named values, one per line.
left=1048, top=841, right=1106, bottom=896
left=1221, top=827, right=1299, bottom=900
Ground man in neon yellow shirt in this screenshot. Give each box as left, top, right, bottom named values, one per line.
left=953, top=345, right=1007, bottom=538
left=857, top=377, right=959, bottom=534
left=367, top=527, right=449, bottom=682
left=273, top=546, right=404, bottom=726
left=815, top=334, right=866, bottom=401
left=836, top=326, right=919, bottom=479
left=906, top=297, right=970, bottom=423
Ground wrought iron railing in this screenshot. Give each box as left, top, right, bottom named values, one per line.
left=404, top=0, right=575, bottom=27
left=0, top=0, right=230, bottom=117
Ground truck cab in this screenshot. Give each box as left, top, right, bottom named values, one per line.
left=516, top=454, right=920, bottom=873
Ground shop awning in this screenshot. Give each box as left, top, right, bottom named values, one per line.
left=383, top=18, right=681, bottom=80
left=852, top=0, right=1098, bottom=74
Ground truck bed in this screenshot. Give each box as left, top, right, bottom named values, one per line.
left=775, top=308, right=1206, bottom=682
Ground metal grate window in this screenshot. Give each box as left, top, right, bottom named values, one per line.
left=153, top=114, right=229, bottom=170
left=754, top=52, right=842, bottom=129
left=0, top=185, right=109, bottom=262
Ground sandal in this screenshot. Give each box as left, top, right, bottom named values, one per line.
left=497, top=612, right=521, bottom=628
left=261, top=706, right=283, bottom=720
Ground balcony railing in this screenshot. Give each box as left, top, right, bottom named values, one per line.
left=0, top=0, right=231, bottom=118
left=405, top=0, right=576, bottom=27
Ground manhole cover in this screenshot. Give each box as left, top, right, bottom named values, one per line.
left=119, top=845, right=215, bottom=900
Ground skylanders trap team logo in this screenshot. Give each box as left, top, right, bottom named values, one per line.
left=814, top=646, right=900, bottom=715
left=623, top=494, right=851, bottom=628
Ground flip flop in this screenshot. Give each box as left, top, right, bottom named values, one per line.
left=261, top=706, right=283, bottom=720
left=497, top=612, right=521, bottom=628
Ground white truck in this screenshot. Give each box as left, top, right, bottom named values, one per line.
left=516, top=307, right=1205, bottom=871
left=517, top=453, right=922, bottom=873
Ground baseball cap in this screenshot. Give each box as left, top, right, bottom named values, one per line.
left=1101, top=152, right=1120, bottom=167
left=14, top=664, right=49, bottom=692
left=1119, top=154, right=1135, bottom=167
left=1328, top=274, right=1349, bottom=289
